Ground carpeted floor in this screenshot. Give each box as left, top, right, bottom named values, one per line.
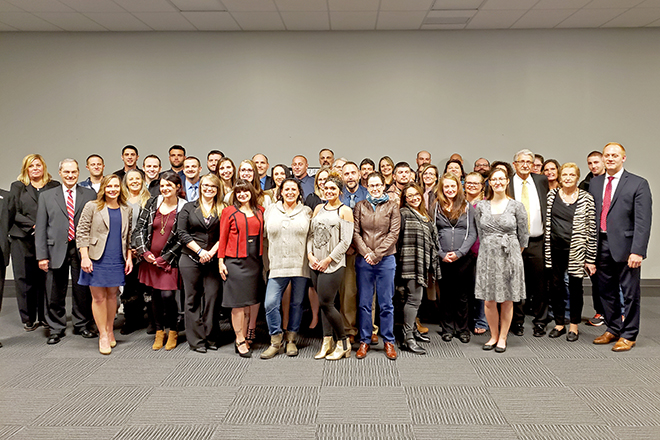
left=2, top=289, right=660, bottom=440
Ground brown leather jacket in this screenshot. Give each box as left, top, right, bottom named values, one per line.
left=352, top=199, right=400, bottom=263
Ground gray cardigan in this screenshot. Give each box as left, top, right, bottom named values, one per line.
left=264, top=201, right=312, bottom=278
left=434, top=203, right=477, bottom=259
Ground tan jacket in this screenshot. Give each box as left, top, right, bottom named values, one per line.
left=77, top=201, right=132, bottom=261
left=352, top=199, right=400, bottom=264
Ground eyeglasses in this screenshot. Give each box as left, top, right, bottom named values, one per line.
left=405, top=193, right=421, bottom=200
left=201, top=184, right=217, bottom=190
left=465, top=181, right=482, bottom=186
left=490, top=178, right=507, bottom=183
left=367, top=183, right=383, bottom=189
left=516, top=160, right=533, bottom=166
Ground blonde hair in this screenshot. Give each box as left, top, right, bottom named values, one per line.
left=17, top=154, right=52, bottom=186
left=95, top=175, right=128, bottom=210
left=199, top=174, right=225, bottom=218
left=559, top=162, right=581, bottom=181
left=123, top=169, right=150, bottom=208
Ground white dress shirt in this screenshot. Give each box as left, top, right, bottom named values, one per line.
left=513, top=174, right=543, bottom=237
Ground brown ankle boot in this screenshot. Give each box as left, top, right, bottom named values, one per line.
left=165, top=330, right=178, bottom=351
left=152, top=330, right=165, bottom=350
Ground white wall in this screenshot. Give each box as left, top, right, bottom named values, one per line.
left=1, top=29, right=658, bottom=276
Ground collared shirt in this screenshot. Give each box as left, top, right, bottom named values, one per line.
left=513, top=174, right=543, bottom=237
left=260, top=175, right=267, bottom=190
left=185, top=179, right=200, bottom=202
left=339, top=184, right=368, bottom=209
left=602, top=168, right=624, bottom=201
left=295, top=174, right=315, bottom=199
left=62, top=185, right=77, bottom=208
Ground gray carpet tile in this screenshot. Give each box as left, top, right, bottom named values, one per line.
left=279, top=335, right=322, bottom=359
left=540, top=358, right=647, bottom=388
left=413, top=424, right=518, bottom=440
left=0, top=332, right=66, bottom=359
left=574, top=387, right=660, bottom=427
left=611, top=426, right=660, bottom=439
left=397, top=358, right=483, bottom=387
left=245, top=357, right=325, bottom=386
left=322, top=357, right=400, bottom=387
left=0, top=425, right=22, bottom=439
left=406, top=386, right=507, bottom=425
left=317, top=387, right=411, bottom=424
left=80, top=358, right=180, bottom=386
left=615, top=357, right=660, bottom=387
left=489, top=387, right=606, bottom=425
left=126, top=387, right=236, bottom=425
left=512, top=424, right=619, bottom=440
left=223, top=386, right=320, bottom=424
left=32, top=386, right=151, bottom=427
left=470, top=357, right=564, bottom=387
left=211, top=424, right=317, bottom=439
left=6, top=426, right=120, bottom=440
left=458, top=335, right=537, bottom=358
left=0, top=388, right=72, bottom=425
left=523, top=333, right=607, bottom=359
left=411, top=335, right=464, bottom=359
left=110, top=336, right=195, bottom=359
left=316, top=424, right=415, bottom=439
left=161, top=358, right=249, bottom=387
left=0, top=358, right=107, bottom=389
left=0, top=357, right=39, bottom=387
left=113, top=424, right=216, bottom=440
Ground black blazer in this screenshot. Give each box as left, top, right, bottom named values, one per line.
left=590, top=170, right=652, bottom=262
left=9, top=180, right=60, bottom=239
left=0, top=188, right=15, bottom=266
left=263, top=175, right=276, bottom=191
left=177, top=200, right=220, bottom=261
left=508, top=173, right=549, bottom=224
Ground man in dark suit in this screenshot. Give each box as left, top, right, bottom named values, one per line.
left=253, top=153, right=275, bottom=190
left=0, top=188, right=15, bottom=348
left=590, top=143, right=652, bottom=351
left=509, top=149, right=550, bottom=337
left=36, top=159, right=97, bottom=344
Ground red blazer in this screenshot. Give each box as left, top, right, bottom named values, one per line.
left=218, top=205, right=264, bottom=259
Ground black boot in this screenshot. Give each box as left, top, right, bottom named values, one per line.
left=413, top=328, right=430, bottom=343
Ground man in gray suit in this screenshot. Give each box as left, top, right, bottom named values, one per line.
left=36, top=159, right=97, bottom=344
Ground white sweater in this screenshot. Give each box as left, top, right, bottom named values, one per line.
left=264, top=201, right=312, bottom=279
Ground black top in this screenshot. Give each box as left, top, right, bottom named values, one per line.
left=550, top=197, right=577, bottom=250
left=177, top=200, right=221, bottom=262
left=305, top=193, right=324, bottom=211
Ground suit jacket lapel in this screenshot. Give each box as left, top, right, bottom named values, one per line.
left=55, top=188, right=68, bottom=216
left=193, top=202, right=208, bottom=230
left=75, top=186, right=88, bottom=215
left=100, top=206, right=110, bottom=228
left=120, top=205, right=131, bottom=237
left=608, top=171, right=628, bottom=210
left=26, top=184, right=39, bottom=204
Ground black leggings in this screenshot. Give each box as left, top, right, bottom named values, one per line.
left=550, top=248, right=584, bottom=326
left=311, top=267, right=346, bottom=340
left=150, top=288, right=178, bottom=331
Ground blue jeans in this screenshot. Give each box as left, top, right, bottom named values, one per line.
left=355, top=255, right=395, bottom=344
left=264, top=277, right=308, bottom=335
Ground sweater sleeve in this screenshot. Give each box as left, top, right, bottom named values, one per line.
left=455, top=205, right=477, bottom=258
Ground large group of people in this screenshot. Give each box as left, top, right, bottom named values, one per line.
left=0, top=142, right=652, bottom=359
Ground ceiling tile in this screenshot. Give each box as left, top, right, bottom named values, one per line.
left=638, top=0, right=660, bottom=6
left=182, top=11, right=240, bottom=29
left=555, top=8, right=626, bottom=27
left=583, top=0, right=645, bottom=7
left=533, top=0, right=591, bottom=8
left=601, top=6, right=660, bottom=25
left=230, top=11, right=285, bottom=29
left=58, top=0, right=125, bottom=12
left=425, top=9, right=475, bottom=24
left=465, top=9, right=526, bottom=28
left=170, top=0, right=227, bottom=11
left=329, top=0, right=379, bottom=12
left=646, top=16, right=660, bottom=23
left=481, top=0, right=539, bottom=10
left=0, top=20, right=17, bottom=29
left=377, top=11, right=426, bottom=29
left=431, top=0, right=482, bottom=10
left=221, top=0, right=277, bottom=12
left=84, top=12, right=153, bottom=30
left=274, top=0, right=327, bottom=12
left=132, top=12, right=196, bottom=29
left=511, top=9, right=578, bottom=27
left=36, top=12, right=108, bottom=30
left=4, top=0, right=73, bottom=12
left=112, top=0, right=177, bottom=12
left=0, top=11, right=62, bottom=29
left=380, top=0, right=433, bottom=11
left=0, top=0, right=23, bottom=12
left=280, top=11, right=329, bottom=29
left=421, top=23, right=466, bottom=28
left=330, top=11, right=377, bottom=29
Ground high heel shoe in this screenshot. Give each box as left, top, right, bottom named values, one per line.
left=246, top=328, right=256, bottom=345
left=314, top=336, right=335, bottom=360
left=235, top=340, right=252, bottom=358
left=326, top=337, right=351, bottom=360
left=109, top=332, right=117, bottom=348
left=99, top=336, right=111, bottom=355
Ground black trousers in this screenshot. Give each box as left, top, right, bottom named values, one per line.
left=311, top=267, right=346, bottom=340
left=597, top=235, right=641, bottom=341
left=513, top=236, right=549, bottom=328
left=10, top=237, right=47, bottom=324
left=439, top=254, right=475, bottom=336
left=0, top=248, right=5, bottom=314
left=180, top=256, right=221, bottom=349
left=150, top=287, right=178, bottom=331
left=121, top=268, right=147, bottom=330
left=549, top=248, right=584, bottom=326
left=45, top=240, right=92, bottom=334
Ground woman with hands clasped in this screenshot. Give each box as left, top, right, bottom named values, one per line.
left=77, top=175, right=133, bottom=355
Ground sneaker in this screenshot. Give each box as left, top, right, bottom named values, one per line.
left=588, top=314, right=605, bottom=326
left=23, top=321, right=41, bottom=332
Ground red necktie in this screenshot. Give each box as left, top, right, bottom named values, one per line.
left=67, top=189, right=75, bottom=241
left=600, top=176, right=614, bottom=232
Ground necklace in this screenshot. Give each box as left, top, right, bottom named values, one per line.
left=560, top=189, right=578, bottom=205
left=159, top=210, right=172, bottom=235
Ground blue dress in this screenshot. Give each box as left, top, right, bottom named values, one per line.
left=78, top=208, right=126, bottom=287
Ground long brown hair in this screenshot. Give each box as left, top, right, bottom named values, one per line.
left=95, top=175, right=128, bottom=210
left=436, top=172, right=467, bottom=221
left=231, top=179, right=261, bottom=215
left=400, top=182, right=429, bottom=220
left=238, top=159, right=269, bottom=206
left=17, top=154, right=53, bottom=186
left=485, top=168, right=512, bottom=200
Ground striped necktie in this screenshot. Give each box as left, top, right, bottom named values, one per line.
left=67, top=189, right=75, bottom=241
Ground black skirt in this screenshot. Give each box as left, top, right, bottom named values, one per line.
left=222, top=236, right=262, bottom=308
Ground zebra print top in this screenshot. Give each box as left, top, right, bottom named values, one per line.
left=544, top=189, right=597, bottom=278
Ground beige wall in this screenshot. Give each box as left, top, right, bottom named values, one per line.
left=1, top=29, right=658, bottom=276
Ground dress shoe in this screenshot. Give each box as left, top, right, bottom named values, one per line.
left=416, top=318, right=429, bottom=335
left=191, top=346, right=207, bottom=354
left=24, top=321, right=41, bottom=332
left=47, top=333, right=64, bottom=345
left=495, top=344, right=507, bottom=353
left=384, top=342, right=397, bottom=360
left=441, top=333, right=453, bottom=342
left=73, top=328, right=97, bottom=339
left=370, top=334, right=379, bottom=345
left=207, top=344, right=219, bottom=351
left=356, top=342, right=369, bottom=359
left=0, top=341, right=3, bottom=348
left=548, top=327, right=566, bottom=338
left=533, top=325, right=546, bottom=337
left=483, top=342, right=496, bottom=351
left=348, top=335, right=355, bottom=345
left=458, top=332, right=471, bottom=344
left=612, top=338, right=636, bottom=352
left=402, top=337, right=426, bottom=355
left=235, top=340, right=252, bottom=358
left=511, top=325, right=524, bottom=336
left=566, top=331, right=579, bottom=342
left=414, top=329, right=430, bottom=343
left=593, top=331, right=618, bottom=345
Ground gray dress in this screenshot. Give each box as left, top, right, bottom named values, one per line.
left=474, top=199, right=529, bottom=303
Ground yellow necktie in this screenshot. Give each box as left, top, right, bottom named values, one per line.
left=521, top=180, right=530, bottom=231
